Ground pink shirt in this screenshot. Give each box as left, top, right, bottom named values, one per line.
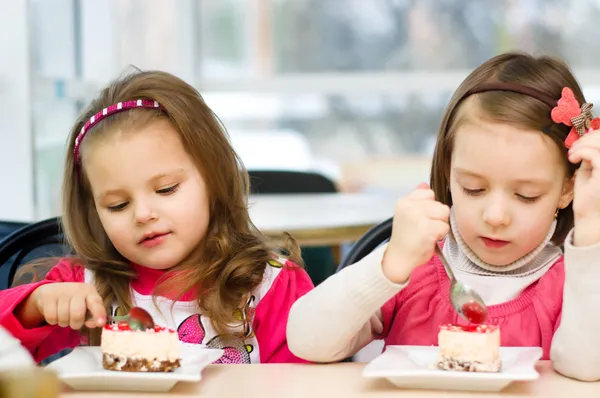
left=379, top=255, right=564, bottom=360
left=0, top=257, right=314, bottom=364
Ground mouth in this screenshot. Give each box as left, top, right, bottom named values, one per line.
left=139, top=231, right=171, bottom=245
left=481, top=237, right=510, bottom=249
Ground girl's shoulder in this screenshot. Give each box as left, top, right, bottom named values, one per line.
left=251, top=254, right=313, bottom=304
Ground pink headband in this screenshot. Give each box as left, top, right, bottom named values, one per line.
left=74, top=99, right=162, bottom=165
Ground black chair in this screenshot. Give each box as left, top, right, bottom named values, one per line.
left=0, top=217, right=71, bottom=290
left=249, top=170, right=337, bottom=194
left=337, top=217, right=393, bottom=272
left=0, top=217, right=74, bottom=365
left=0, top=220, right=30, bottom=241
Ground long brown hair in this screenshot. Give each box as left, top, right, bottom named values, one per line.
left=59, top=70, right=303, bottom=344
left=430, top=52, right=583, bottom=245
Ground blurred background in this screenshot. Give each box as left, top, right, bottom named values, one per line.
left=3, top=0, right=600, bottom=222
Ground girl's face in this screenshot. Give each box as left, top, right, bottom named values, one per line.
left=84, top=119, right=210, bottom=270
left=449, top=119, right=574, bottom=266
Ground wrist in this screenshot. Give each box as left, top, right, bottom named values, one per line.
left=573, top=216, right=600, bottom=246
left=381, top=247, right=414, bottom=284
left=14, top=288, right=45, bottom=329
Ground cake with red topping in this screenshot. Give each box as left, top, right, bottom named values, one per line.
left=101, top=323, right=182, bottom=372
left=437, top=324, right=501, bottom=372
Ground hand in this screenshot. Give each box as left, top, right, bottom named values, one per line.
left=568, top=130, right=600, bottom=245
left=30, top=283, right=107, bottom=330
left=382, top=182, right=450, bottom=284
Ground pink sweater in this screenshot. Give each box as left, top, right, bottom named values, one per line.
left=288, top=230, right=600, bottom=381
left=379, top=256, right=562, bottom=359
left=0, top=257, right=314, bottom=364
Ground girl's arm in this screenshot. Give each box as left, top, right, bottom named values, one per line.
left=551, top=230, right=600, bottom=381
left=0, top=259, right=84, bottom=363
left=286, top=244, right=406, bottom=363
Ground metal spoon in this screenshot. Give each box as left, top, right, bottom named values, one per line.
left=89, top=306, right=155, bottom=331
left=435, top=244, right=488, bottom=324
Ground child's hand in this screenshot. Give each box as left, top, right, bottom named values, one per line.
left=30, top=283, right=106, bottom=330
left=382, top=182, right=450, bottom=284
left=569, top=129, right=600, bottom=246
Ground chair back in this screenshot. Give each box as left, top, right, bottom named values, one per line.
left=249, top=170, right=337, bottom=194
left=0, top=217, right=71, bottom=290
left=0, top=221, right=29, bottom=241
left=337, top=217, right=393, bottom=272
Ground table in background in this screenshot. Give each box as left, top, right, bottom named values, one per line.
left=59, top=361, right=600, bottom=398
left=248, top=193, right=397, bottom=247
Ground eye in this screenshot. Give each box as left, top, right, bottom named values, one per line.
left=107, top=202, right=128, bottom=212
left=516, top=194, right=539, bottom=204
left=461, top=187, right=484, bottom=196
left=157, top=184, right=180, bottom=195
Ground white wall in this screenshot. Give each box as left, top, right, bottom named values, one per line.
left=0, top=1, right=35, bottom=221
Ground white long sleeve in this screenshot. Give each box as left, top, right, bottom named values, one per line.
left=551, top=229, right=600, bottom=381
left=286, top=244, right=406, bottom=362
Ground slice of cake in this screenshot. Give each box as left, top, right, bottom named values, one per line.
left=437, top=324, right=501, bottom=372
left=101, top=323, right=182, bottom=372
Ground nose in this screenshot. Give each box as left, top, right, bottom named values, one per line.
left=133, top=199, right=157, bottom=224
left=482, top=195, right=510, bottom=227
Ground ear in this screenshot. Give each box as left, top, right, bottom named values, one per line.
left=558, top=175, right=575, bottom=209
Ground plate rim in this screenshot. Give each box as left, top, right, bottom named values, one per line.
left=362, top=345, right=543, bottom=381
left=46, top=346, right=223, bottom=383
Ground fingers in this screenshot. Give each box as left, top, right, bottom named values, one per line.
left=43, top=297, right=59, bottom=326
left=85, top=294, right=107, bottom=328
left=573, top=130, right=600, bottom=150
left=397, top=186, right=450, bottom=221
left=424, top=201, right=451, bottom=221
left=431, top=219, right=451, bottom=241
left=409, top=188, right=435, bottom=200
left=386, top=184, right=451, bottom=281
left=69, top=296, right=87, bottom=330
left=414, top=217, right=450, bottom=246
left=38, top=283, right=106, bottom=330
left=569, top=131, right=600, bottom=167
left=569, top=147, right=600, bottom=170
left=84, top=319, right=102, bottom=329
left=56, top=296, right=71, bottom=328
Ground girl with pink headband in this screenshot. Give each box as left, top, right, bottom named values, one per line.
left=0, top=70, right=313, bottom=364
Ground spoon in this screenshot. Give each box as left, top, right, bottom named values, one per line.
left=435, top=244, right=488, bottom=324
left=89, top=307, right=155, bottom=331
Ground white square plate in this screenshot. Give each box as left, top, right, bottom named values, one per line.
left=363, top=345, right=543, bottom=392
left=45, top=344, right=223, bottom=392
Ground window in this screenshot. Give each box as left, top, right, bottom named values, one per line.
left=23, top=0, right=600, bottom=219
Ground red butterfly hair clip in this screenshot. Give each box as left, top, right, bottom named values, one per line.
left=551, top=87, right=600, bottom=148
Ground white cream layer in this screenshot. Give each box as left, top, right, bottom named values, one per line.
left=101, top=328, right=181, bottom=362
left=438, top=328, right=500, bottom=363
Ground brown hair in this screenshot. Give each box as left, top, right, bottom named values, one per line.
left=430, top=52, right=582, bottom=245
left=59, top=70, right=303, bottom=344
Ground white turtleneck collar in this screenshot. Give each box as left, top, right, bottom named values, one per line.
left=441, top=209, right=563, bottom=304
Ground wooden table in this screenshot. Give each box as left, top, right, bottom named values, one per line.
left=248, top=193, right=397, bottom=246
left=59, top=362, right=600, bottom=398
